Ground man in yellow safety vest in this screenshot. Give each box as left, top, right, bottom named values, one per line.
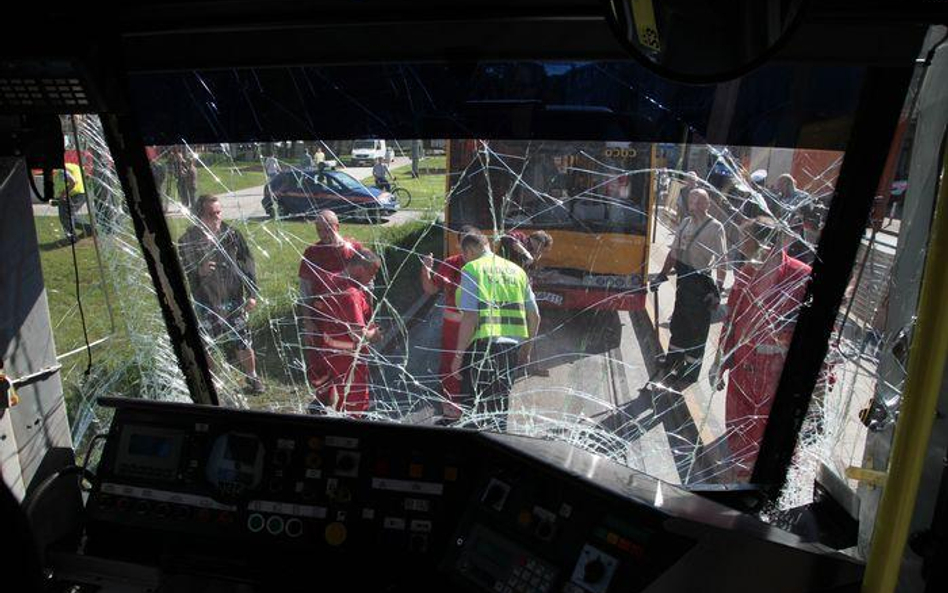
left=450, top=232, right=540, bottom=430
left=58, top=161, right=88, bottom=243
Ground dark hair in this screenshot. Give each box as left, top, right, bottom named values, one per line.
left=348, top=247, right=382, bottom=270
left=460, top=232, right=489, bottom=252
left=747, top=216, right=781, bottom=246
left=529, top=230, right=553, bottom=250
left=195, top=194, right=219, bottom=216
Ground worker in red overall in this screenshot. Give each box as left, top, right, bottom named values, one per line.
left=298, top=209, right=364, bottom=389
left=711, top=216, right=812, bottom=480
left=419, top=226, right=481, bottom=419
left=308, top=248, right=382, bottom=414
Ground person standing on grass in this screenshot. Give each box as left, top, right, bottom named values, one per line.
left=57, top=161, right=89, bottom=243
left=419, top=225, right=482, bottom=419
left=298, top=209, right=366, bottom=390
left=307, top=249, right=382, bottom=415
left=410, top=140, right=421, bottom=179
left=178, top=194, right=264, bottom=394
left=174, top=150, right=198, bottom=212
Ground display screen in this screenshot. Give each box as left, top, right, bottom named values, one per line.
left=116, top=426, right=183, bottom=480
left=206, top=433, right=264, bottom=492
left=128, top=433, right=175, bottom=458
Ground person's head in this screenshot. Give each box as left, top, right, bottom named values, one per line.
left=346, top=248, right=382, bottom=285
left=460, top=231, right=490, bottom=262
left=738, top=216, right=782, bottom=265
left=375, top=157, right=383, bottom=164
left=196, top=195, right=223, bottom=232
left=552, top=154, right=569, bottom=175
left=456, top=225, right=482, bottom=258
left=683, top=170, right=700, bottom=190
left=775, top=173, right=797, bottom=197
left=315, top=209, right=340, bottom=243
left=526, top=231, right=553, bottom=261
left=687, top=189, right=711, bottom=217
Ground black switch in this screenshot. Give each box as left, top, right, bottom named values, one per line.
left=583, top=558, right=606, bottom=583
left=482, top=479, right=510, bottom=510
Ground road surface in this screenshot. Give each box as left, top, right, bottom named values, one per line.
left=371, top=219, right=734, bottom=487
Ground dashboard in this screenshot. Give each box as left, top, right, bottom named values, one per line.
left=52, top=398, right=863, bottom=592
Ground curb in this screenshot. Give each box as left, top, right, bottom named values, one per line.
left=377, top=293, right=438, bottom=354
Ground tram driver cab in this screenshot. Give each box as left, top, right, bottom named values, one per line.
left=1, top=2, right=947, bottom=593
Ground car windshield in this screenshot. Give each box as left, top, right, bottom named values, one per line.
left=330, top=171, right=368, bottom=192
left=52, top=58, right=910, bottom=518
left=353, top=141, right=376, bottom=150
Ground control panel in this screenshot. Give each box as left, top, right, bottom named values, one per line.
left=66, top=398, right=864, bottom=593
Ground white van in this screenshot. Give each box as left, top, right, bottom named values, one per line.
left=351, top=139, right=387, bottom=165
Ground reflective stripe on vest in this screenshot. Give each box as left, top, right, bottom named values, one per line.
left=462, top=255, right=529, bottom=341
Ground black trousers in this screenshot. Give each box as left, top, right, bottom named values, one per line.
left=667, top=264, right=717, bottom=384
left=57, top=192, right=88, bottom=239
left=459, top=338, right=520, bottom=432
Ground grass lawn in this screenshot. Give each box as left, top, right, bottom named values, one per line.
left=361, top=156, right=447, bottom=213
left=35, top=212, right=441, bottom=418
left=193, top=162, right=267, bottom=197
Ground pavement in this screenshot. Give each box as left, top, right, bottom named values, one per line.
left=373, top=216, right=729, bottom=486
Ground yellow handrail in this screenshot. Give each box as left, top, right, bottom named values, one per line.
left=862, top=143, right=948, bottom=592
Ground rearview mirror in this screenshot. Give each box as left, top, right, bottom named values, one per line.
left=604, top=0, right=807, bottom=83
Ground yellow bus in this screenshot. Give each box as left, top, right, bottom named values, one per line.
left=444, top=139, right=654, bottom=311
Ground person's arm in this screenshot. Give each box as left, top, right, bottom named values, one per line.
left=519, top=284, right=541, bottom=365
left=299, top=278, right=318, bottom=345
left=450, top=270, right=480, bottom=376
left=419, top=253, right=440, bottom=295
left=713, top=225, right=727, bottom=288
left=660, top=250, right=677, bottom=276
left=502, top=236, right=534, bottom=267
left=61, top=168, right=77, bottom=198
left=236, top=232, right=259, bottom=310
left=661, top=221, right=683, bottom=276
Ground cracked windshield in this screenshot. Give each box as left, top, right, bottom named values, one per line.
left=41, top=61, right=896, bottom=498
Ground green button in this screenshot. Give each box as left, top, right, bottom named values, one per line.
left=247, top=513, right=265, bottom=533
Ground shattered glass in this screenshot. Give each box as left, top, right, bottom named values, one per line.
left=130, top=134, right=843, bottom=489
left=36, top=60, right=928, bottom=538
left=33, top=115, right=192, bottom=455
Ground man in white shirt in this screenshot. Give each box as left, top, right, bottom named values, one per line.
left=654, top=188, right=727, bottom=386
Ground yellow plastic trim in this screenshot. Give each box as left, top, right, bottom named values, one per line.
left=863, top=144, right=948, bottom=593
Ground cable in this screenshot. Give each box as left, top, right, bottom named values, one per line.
left=26, top=169, right=51, bottom=203
left=22, top=465, right=96, bottom=521
left=62, top=125, right=93, bottom=379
